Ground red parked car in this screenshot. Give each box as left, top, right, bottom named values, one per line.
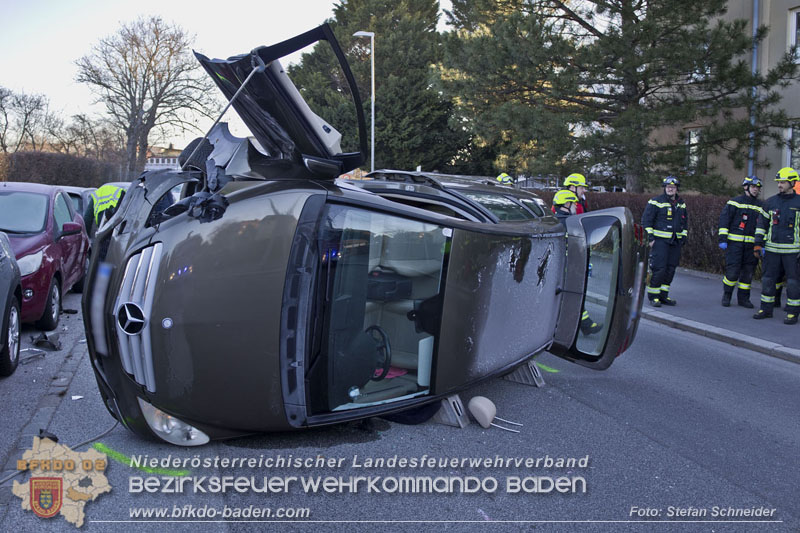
left=0, top=182, right=90, bottom=330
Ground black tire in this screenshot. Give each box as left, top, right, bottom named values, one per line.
left=36, top=278, right=61, bottom=331
left=0, top=296, right=21, bottom=377
left=72, top=256, right=89, bottom=293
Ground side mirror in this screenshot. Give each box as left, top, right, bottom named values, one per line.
left=59, top=222, right=82, bottom=238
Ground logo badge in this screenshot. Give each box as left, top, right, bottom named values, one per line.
left=30, top=478, right=62, bottom=518
left=117, top=302, right=146, bottom=335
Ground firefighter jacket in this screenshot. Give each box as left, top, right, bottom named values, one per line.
left=755, top=190, right=800, bottom=254
left=718, top=194, right=765, bottom=245
left=642, top=193, right=688, bottom=243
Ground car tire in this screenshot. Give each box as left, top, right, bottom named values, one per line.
left=72, top=256, right=90, bottom=294
left=36, top=279, right=61, bottom=331
left=0, top=296, right=21, bottom=377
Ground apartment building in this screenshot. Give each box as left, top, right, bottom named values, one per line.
left=711, top=1, right=800, bottom=196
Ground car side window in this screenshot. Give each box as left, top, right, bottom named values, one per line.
left=53, top=193, right=72, bottom=232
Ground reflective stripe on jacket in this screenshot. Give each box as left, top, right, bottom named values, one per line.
left=642, top=193, right=688, bottom=242
left=718, top=194, right=765, bottom=244
left=90, top=185, right=124, bottom=223
left=755, top=190, right=800, bottom=254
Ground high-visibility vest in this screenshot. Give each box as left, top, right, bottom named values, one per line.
left=91, top=185, right=124, bottom=223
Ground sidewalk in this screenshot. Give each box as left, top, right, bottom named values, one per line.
left=640, top=268, right=800, bottom=365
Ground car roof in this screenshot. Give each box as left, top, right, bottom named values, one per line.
left=59, top=185, right=96, bottom=194
left=101, top=182, right=133, bottom=190
left=0, top=182, right=57, bottom=196
left=365, top=169, right=544, bottom=200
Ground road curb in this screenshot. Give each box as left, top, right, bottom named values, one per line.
left=641, top=308, right=800, bottom=365
left=0, top=339, right=87, bottom=513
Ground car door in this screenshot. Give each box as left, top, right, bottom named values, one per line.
left=53, top=192, right=81, bottom=288
left=549, top=207, right=649, bottom=369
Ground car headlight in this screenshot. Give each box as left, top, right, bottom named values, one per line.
left=17, top=250, right=44, bottom=277
left=137, top=398, right=210, bottom=446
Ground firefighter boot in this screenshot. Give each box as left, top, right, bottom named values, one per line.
left=737, top=289, right=753, bottom=309
left=721, top=288, right=732, bottom=307
left=753, top=308, right=773, bottom=319
left=660, top=294, right=677, bottom=306
left=785, top=314, right=798, bottom=325
left=580, top=311, right=603, bottom=335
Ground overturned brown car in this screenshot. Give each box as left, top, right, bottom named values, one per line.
left=82, top=24, right=648, bottom=446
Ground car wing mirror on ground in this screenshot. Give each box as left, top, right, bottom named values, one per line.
left=549, top=207, right=648, bottom=369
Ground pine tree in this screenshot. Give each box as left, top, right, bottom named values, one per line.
left=288, top=0, right=468, bottom=172
left=442, top=0, right=799, bottom=191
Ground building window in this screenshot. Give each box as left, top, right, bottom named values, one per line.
left=685, top=128, right=705, bottom=173
left=791, top=9, right=800, bottom=60
left=786, top=123, right=800, bottom=169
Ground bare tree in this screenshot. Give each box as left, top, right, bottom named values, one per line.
left=48, top=113, right=126, bottom=164
left=76, top=16, right=217, bottom=178
left=0, top=87, right=52, bottom=153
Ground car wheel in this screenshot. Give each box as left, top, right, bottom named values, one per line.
left=0, top=296, right=21, bottom=377
left=36, top=279, right=61, bottom=331
left=72, top=256, right=90, bottom=293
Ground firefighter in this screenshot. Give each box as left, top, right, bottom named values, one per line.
left=563, top=173, right=588, bottom=213
left=753, top=167, right=800, bottom=324
left=496, top=172, right=513, bottom=185
left=552, top=189, right=578, bottom=223
left=642, top=176, right=688, bottom=307
left=552, top=190, right=602, bottom=335
left=718, top=176, right=765, bottom=308
left=83, top=183, right=126, bottom=238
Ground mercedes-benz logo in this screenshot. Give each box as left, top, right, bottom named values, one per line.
left=117, top=302, right=146, bottom=335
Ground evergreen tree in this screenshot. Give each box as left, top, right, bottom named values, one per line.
left=442, top=0, right=798, bottom=191
left=288, top=0, right=468, bottom=172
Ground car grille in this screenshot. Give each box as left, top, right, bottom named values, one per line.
left=114, top=243, right=162, bottom=392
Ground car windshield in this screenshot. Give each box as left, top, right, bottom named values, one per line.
left=308, top=204, right=449, bottom=414
left=459, top=191, right=536, bottom=221
left=0, top=192, right=48, bottom=233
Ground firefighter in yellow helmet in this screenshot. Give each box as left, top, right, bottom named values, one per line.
left=753, top=167, right=800, bottom=324
left=562, top=173, right=588, bottom=213
left=552, top=189, right=579, bottom=224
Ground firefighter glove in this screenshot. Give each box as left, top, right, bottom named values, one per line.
left=719, top=242, right=727, bottom=250
left=753, top=245, right=764, bottom=258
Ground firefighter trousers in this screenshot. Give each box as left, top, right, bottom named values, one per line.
left=759, top=252, right=800, bottom=314
left=722, top=242, right=757, bottom=302
left=648, top=239, right=682, bottom=301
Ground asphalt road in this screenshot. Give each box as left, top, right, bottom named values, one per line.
left=0, top=305, right=797, bottom=532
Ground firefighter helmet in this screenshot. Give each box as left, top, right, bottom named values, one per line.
left=742, top=176, right=762, bottom=187
left=775, top=167, right=799, bottom=181
left=663, top=176, right=680, bottom=187
left=553, top=190, right=579, bottom=206
left=563, top=173, right=587, bottom=187
left=496, top=172, right=512, bottom=184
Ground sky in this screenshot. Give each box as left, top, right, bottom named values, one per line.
left=0, top=0, right=452, bottom=148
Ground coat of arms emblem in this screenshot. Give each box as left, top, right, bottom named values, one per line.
left=30, top=477, right=63, bottom=518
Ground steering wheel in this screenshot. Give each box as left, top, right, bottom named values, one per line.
left=365, top=325, right=392, bottom=381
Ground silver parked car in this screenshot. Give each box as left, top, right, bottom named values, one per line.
left=0, top=231, right=22, bottom=376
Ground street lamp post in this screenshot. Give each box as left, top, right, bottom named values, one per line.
left=353, top=30, right=375, bottom=172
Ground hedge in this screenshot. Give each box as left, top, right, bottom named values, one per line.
left=533, top=190, right=728, bottom=274
left=4, top=151, right=119, bottom=187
